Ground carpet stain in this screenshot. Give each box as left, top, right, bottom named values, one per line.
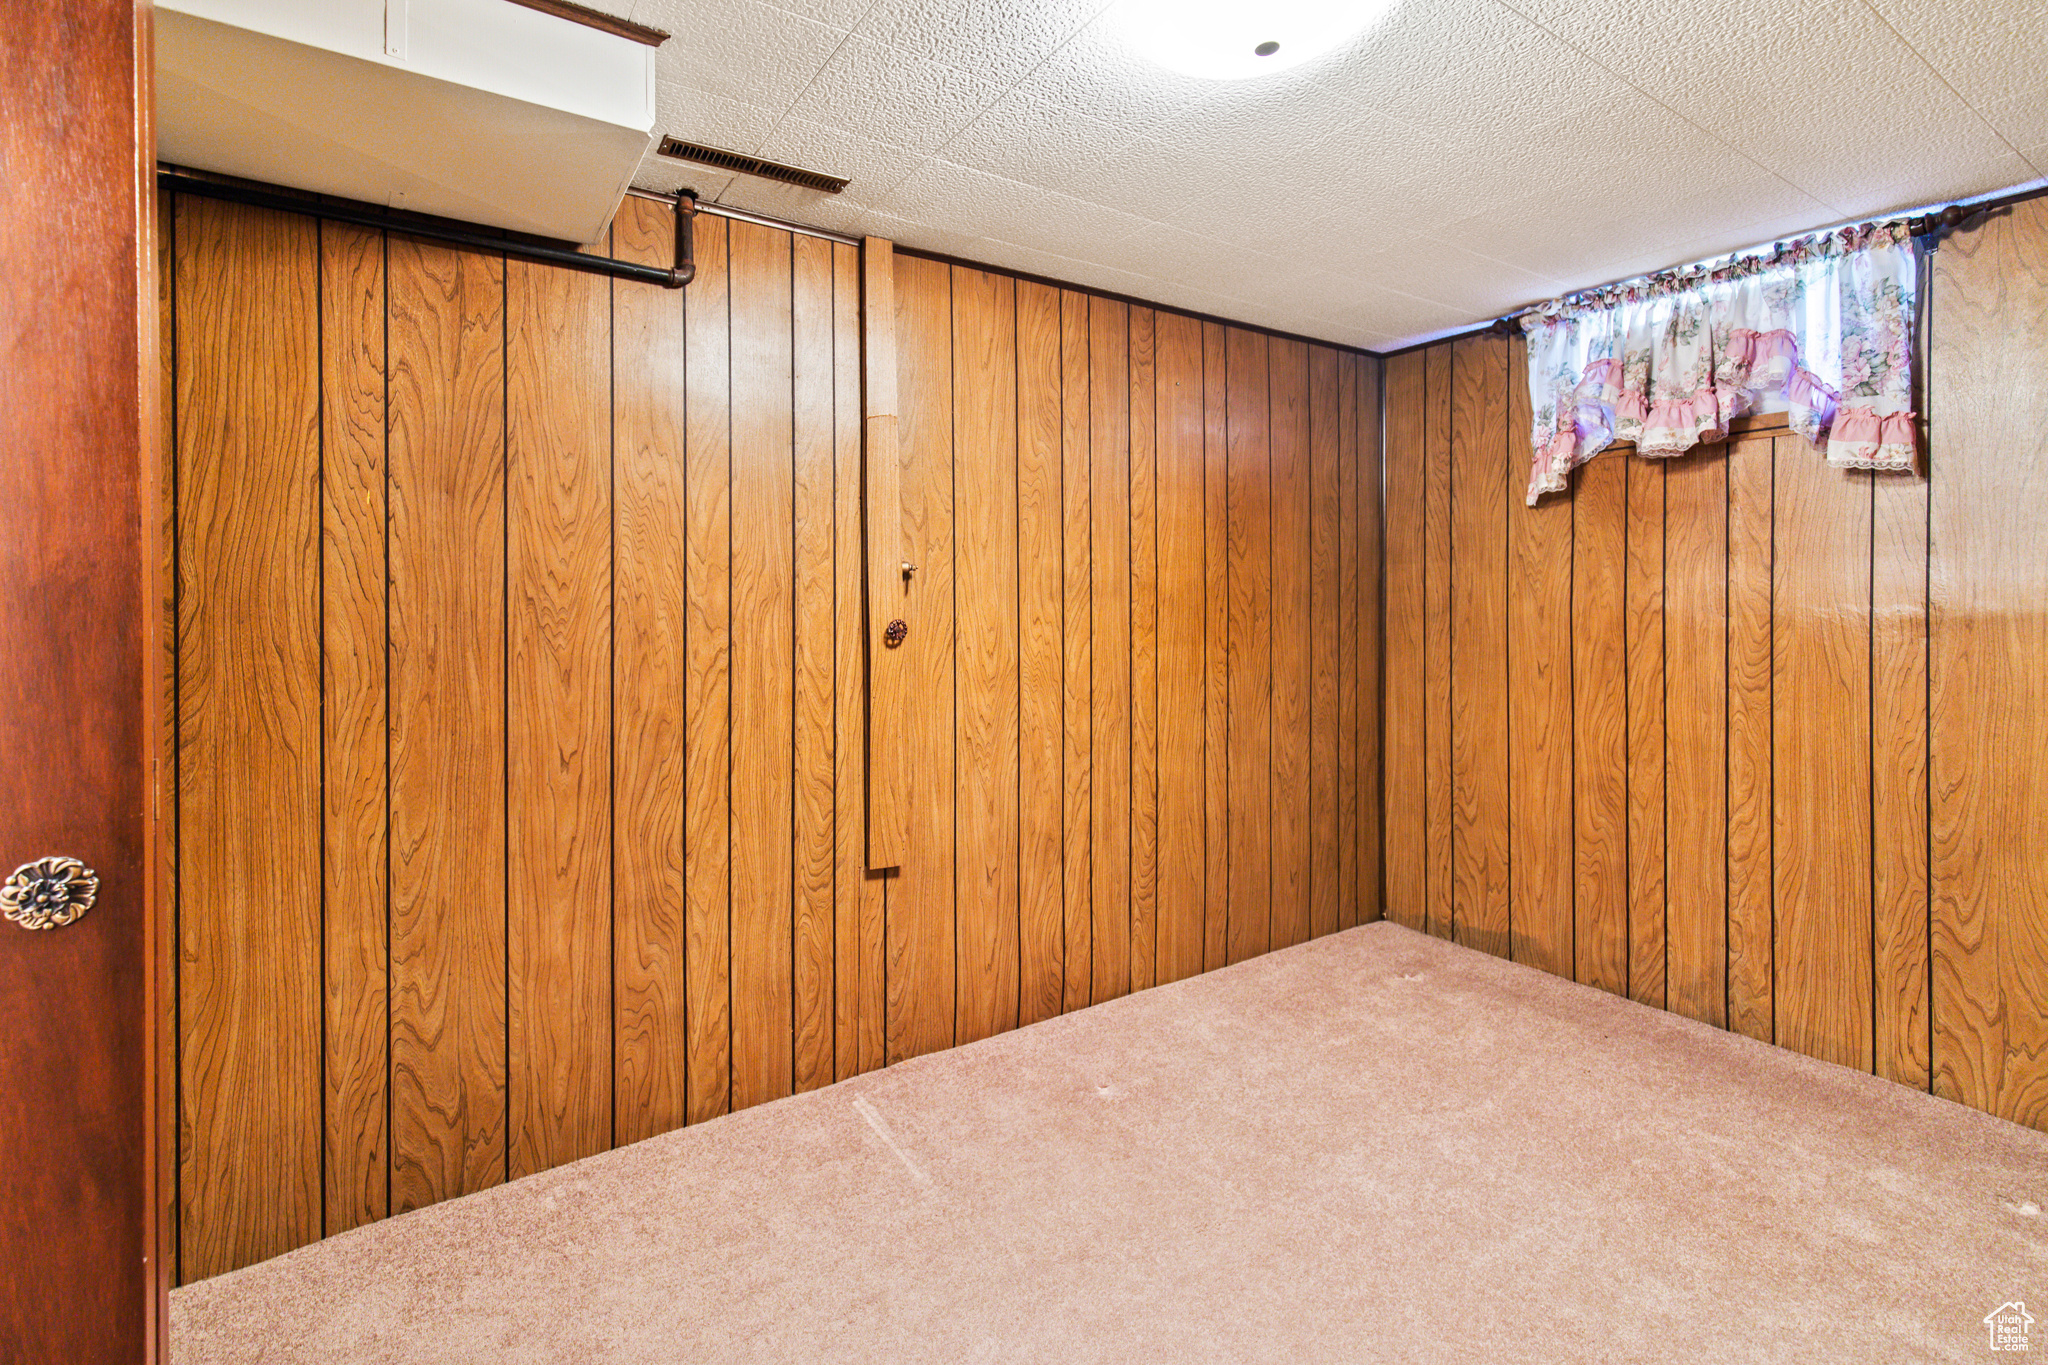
left=853, top=1096, right=930, bottom=1187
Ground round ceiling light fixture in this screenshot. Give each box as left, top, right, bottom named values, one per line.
left=1118, top=0, right=1394, bottom=81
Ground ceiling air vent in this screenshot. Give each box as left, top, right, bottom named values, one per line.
left=657, top=137, right=849, bottom=193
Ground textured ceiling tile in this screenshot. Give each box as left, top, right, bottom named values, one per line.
left=1656, top=208, right=1874, bottom=273
left=880, top=159, right=1152, bottom=260
left=614, top=0, right=2048, bottom=351
left=1040, top=137, right=1291, bottom=229
left=1145, top=74, right=1367, bottom=165
left=1233, top=259, right=1367, bottom=313
left=638, top=0, right=851, bottom=110
left=634, top=161, right=738, bottom=201
left=712, top=179, right=871, bottom=235
left=861, top=208, right=983, bottom=258
left=778, top=34, right=1010, bottom=157
left=1246, top=216, right=1430, bottom=278
left=1281, top=120, right=1582, bottom=227
left=1088, top=221, right=1282, bottom=288
left=1314, top=0, right=1620, bottom=136
left=1513, top=0, right=2013, bottom=210
left=855, top=0, right=1110, bottom=84
left=998, top=12, right=1216, bottom=140
left=1860, top=0, right=2048, bottom=151
left=755, top=115, right=927, bottom=199
left=1975, top=98, right=2048, bottom=166
left=960, top=237, right=1157, bottom=298
left=1331, top=234, right=1556, bottom=317
left=742, top=0, right=875, bottom=28
left=1820, top=148, right=2038, bottom=219
left=650, top=82, right=786, bottom=157
left=1436, top=172, right=1830, bottom=286
left=940, top=88, right=1137, bottom=192
left=632, top=0, right=853, bottom=31
left=1129, top=276, right=1266, bottom=321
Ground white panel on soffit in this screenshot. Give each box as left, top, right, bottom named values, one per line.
left=157, top=0, right=658, bottom=245
left=614, top=0, right=2047, bottom=351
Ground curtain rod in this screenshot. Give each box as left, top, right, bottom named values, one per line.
left=1475, top=181, right=2048, bottom=338
left=158, top=170, right=698, bottom=288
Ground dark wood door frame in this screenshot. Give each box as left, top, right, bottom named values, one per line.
left=0, top=1, right=168, bottom=1359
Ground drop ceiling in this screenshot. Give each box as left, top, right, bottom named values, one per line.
left=621, top=0, right=2047, bottom=351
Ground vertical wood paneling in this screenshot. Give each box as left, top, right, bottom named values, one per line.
left=1872, top=467, right=1929, bottom=1090
left=506, top=256, right=613, bottom=1179
left=1363, top=204, right=2044, bottom=1135
left=1060, top=290, right=1094, bottom=1011
left=1225, top=328, right=1273, bottom=964
left=1506, top=334, right=1572, bottom=976
left=1090, top=298, right=1133, bottom=1001
left=1309, top=347, right=1342, bottom=940
left=1422, top=344, right=1455, bottom=940
left=1015, top=280, right=1066, bottom=1025
left=612, top=198, right=690, bottom=1141
left=1155, top=312, right=1206, bottom=984
left=157, top=191, right=181, bottom=1303
left=1355, top=355, right=1386, bottom=927
left=170, top=200, right=1405, bottom=1273
left=861, top=244, right=909, bottom=871
left=889, top=254, right=956, bottom=1061
left=1931, top=199, right=2048, bottom=1129
left=791, top=235, right=837, bottom=1092
left=1665, top=446, right=1726, bottom=1027
left=682, top=214, right=732, bottom=1123
left=953, top=267, right=1020, bottom=1044
left=319, top=220, right=389, bottom=1235
left=729, top=222, right=796, bottom=1108
left=1773, top=445, right=1872, bottom=1069
left=1449, top=336, right=1510, bottom=957
left=1626, top=457, right=1667, bottom=1008
left=1382, top=351, right=1427, bottom=932
left=1726, top=434, right=1775, bottom=1043
left=1201, top=322, right=1231, bottom=976
left=1129, top=309, right=1160, bottom=992
left=386, top=237, right=507, bottom=1215
left=830, top=242, right=884, bottom=1080
left=1572, top=456, right=1627, bottom=994
left=1269, top=339, right=1312, bottom=950
left=176, top=199, right=324, bottom=1278
left=1336, top=353, right=1360, bottom=931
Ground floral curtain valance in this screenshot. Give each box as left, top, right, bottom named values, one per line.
left=1521, top=222, right=1918, bottom=505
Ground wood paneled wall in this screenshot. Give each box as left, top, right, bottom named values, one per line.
left=881, top=256, right=1383, bottom=1061
left=1384, top=196, right=2048, bottom=1135
left=164, top=196, right=1384, bottom=1281
left=167, top=193, right=865, bottom=1282
left=1928, top=197, right=2048, bottom=1131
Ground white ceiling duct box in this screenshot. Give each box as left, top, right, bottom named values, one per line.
left=157, top=0, right=662, bottom=244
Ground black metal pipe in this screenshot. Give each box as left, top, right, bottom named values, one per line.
left=672, top=192, right=697, bottom=286
left=157, top=170, right=696, bottom=288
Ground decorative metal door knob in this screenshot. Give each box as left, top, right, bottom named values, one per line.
left=2, top=857, right=98, bottom=931
left=883, top=619, right=909, bottom=648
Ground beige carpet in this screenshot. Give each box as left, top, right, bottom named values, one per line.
left=172, top=922, right=2048, bottom=1363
